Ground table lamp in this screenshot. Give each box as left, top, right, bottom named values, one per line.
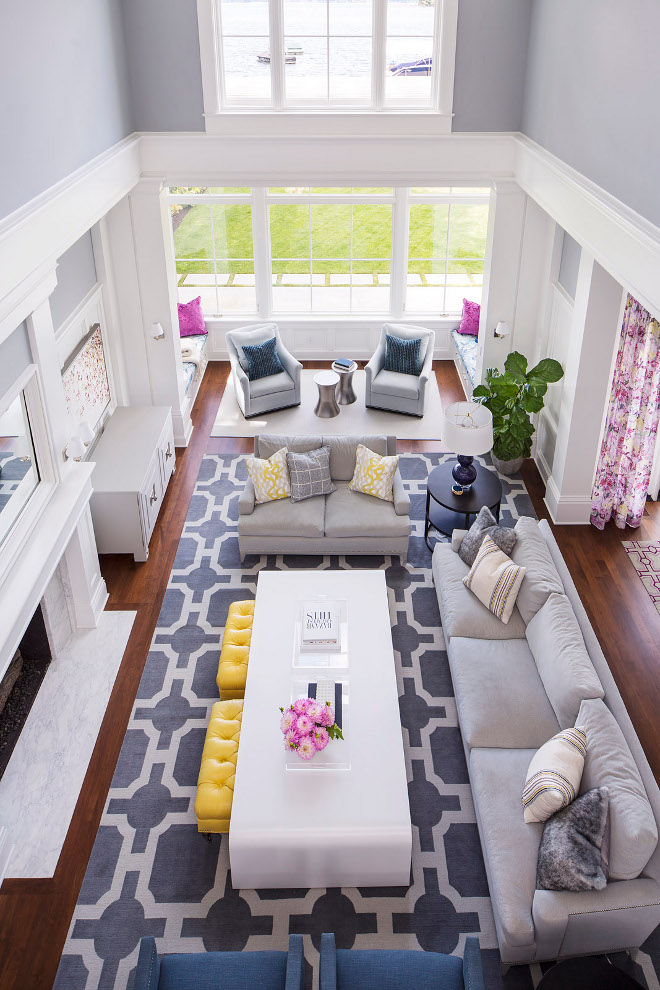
left=441, top=400, right=494, bottom=490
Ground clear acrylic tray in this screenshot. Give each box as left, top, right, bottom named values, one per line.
left=284, top=676, right=350, bottom=771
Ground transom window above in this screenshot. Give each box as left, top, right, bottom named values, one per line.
left=199, top=0, right=457, bottom=112
left=168, top=185, right=490, bottom=318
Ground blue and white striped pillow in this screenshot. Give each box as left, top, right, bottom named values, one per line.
left=242, top=336, right=284, bottom=381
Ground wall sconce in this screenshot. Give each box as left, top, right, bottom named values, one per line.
left=79, top=421, right=95, bottom=447
left=152, top=322, right=165, bottom=341
left=494, top=321, right=512, bottom=339
left=64, top=436, right=86, bottom=462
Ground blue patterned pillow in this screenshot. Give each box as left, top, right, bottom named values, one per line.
left=384, top=333, right=422, bottom=376
left=242, top=337, right=284, bottom=381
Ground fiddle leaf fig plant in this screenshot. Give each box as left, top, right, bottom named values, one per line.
left=472, top=351, right=564, bottom=462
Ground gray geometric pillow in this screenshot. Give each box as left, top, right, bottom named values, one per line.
left=458, top=505, right=517, bottom=567
left=536, top=787, right=609, bottom=892
left=286, top=445, right=336, bottom=503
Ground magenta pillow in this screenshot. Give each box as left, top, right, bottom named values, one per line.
left=457, top=298, right=480, bottom=337
left=177, top=296, right=207, bottom=337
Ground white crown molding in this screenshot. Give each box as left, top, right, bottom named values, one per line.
left=0, top=135, right=141, bottom=310
left=514, top=134, right=660, bottom=321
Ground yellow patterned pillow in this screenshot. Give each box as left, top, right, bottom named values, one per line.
left=462, top=535, right=526, bottom=624
left=348, top=443, right=399, bottom=502
left=245, top=447, right=291, bottom=504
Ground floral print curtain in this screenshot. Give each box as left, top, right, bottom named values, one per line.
left=590, top=295, right=660, bottom=530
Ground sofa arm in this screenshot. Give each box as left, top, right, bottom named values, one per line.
left=133, top=937, right=160, bottom=990
left=238, top=478, right=256, bottom=515
left=285, top=934, right=305, bottom=990
left=319, top=932, right=337, bottom=990
left=278, top=344, right=303, bottom=384
left=392, top=470, right=410, bottom=516
left=532, top=878, right=660, bottom=960
left=463, top=936, right=485, bottom=990
left=451, top=529, right=468, bottom=553
left=365, top=338, right=385, bottom=391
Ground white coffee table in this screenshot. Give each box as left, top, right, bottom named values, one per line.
left=229, top=570, right=411, bottom=889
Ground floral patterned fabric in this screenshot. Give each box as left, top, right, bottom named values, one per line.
left=590, top=295, right=660, bottom=530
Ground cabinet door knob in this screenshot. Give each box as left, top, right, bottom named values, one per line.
left=150, top=484, right=158, bottom=504
left=165, top=443, right=172, bottom=459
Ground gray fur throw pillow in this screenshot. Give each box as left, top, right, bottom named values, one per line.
left=458, top=505, right=517, bottom=567
left=536, top=786, right=609, bottom=892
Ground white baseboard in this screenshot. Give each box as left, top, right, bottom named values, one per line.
left=544, top=475, right=593, bottom=525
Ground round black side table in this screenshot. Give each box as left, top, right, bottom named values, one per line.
left=425, top=462, right=503, bottom=549
left=536, top=955, right=643, bottom=989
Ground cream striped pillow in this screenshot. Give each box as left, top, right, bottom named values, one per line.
left=462, top=535, right=526, bottom=624
left=523, top=727, right=587, bottom=823
left=245, top=447, right=291, bottom=503
left=348, top=443, right=399, bottom=502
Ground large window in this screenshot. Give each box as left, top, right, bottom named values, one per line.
left=169, top=185, right=489, bottom=318
left=201, top=0, right=456, bottom=111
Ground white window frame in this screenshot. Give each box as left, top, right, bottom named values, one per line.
left=196, top=0, right=457, bottom=118
left=167, top=184, right=489, bottom=321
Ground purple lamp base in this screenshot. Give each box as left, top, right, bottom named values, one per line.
left=452, top=454, right=477, bottom=490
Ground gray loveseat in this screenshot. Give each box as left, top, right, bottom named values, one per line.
left=238, top=434, right=411, bottom=558
left=433, top=517, right=660, bottom=967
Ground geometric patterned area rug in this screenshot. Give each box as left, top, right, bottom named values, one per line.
left=623, top=541, right=660, bottom=616
left=54, top=454, right=659, bottom=990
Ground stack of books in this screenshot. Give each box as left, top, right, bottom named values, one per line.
left=300, top=602, right=340, bottom=652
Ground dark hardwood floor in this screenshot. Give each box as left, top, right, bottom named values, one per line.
left=1, top=359, right=659, bottom=989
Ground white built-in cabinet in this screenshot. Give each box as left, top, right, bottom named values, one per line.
left=90, top=406, right=175, bottom=561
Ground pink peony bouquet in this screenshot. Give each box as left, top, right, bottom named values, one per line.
left=279, top=696, right=343, bottom=760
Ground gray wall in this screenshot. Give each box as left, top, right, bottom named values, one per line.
left=452, top=0, right=532, bottom=132
left=522, top=0, right=660, bottom=226
left=50, top=232, right=98, bottom=331
left=557, top=231, right=581, bottom=300
left=0, top=324, right=32, bottom=400
left=0, top=0, right=133, bottom=222
left=121, top=0, right=205, bottom=132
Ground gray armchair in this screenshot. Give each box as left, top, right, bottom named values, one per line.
left=365, top=323, right=435, bottom=417
left=226, top=323, right=302, bottom=418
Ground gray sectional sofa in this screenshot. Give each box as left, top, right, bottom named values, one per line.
left=237, top=434, right=411, bottom=558
left=433, top=517, right=660, bottom=966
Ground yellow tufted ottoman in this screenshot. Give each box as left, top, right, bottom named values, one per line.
left=194, top=699, right=243, bottom=834
left=216, top=600, right=255, bottom=700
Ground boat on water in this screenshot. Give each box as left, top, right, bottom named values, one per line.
left=257, top=46, right=301, bottom=64
left=388, top=56, right=432, bottom=76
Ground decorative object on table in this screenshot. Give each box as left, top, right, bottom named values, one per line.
left=424, top=461, right=503, bottom=547
left=441, top=400, right=493, bottom=490
left=226, top=323, right=302, bottom=418
left=61, top=323, right=111, bottom=434
left=577, top=697, right=658, bottom=881
left=458, top=505, right=517, bottom=567
left=349, top=442, right=399, bottom=502
left=535, top=954, right=644, bottom=990
left=590, top=296, right=660, bottom=531
left=365, top=323, right=435, bottom=417
left=472, top=350, right=564, bottom=474
left=383, top=333, right=422, bottom=375
left=536, top=786, right=609, bottom=892
left=286, top=445, right=336, bottom=502
left=244, top=446, right=291, bottom=503
left=242, top=336, right=285, bottom=381
left=300, top=601, right=340, bottom=652
left=522, top=726, right=587, bottom=823
left=279, top=694, right=343, bottom=761
left=331, top=359, right=358, bottom=405
left=177, top=295, right=207, bottom=336
left=622, top=540, right=660, bottom=616
left=457, top=298, right=480, bottom=336
left=313, top=370, right=341, bottom=418
left=451, top=483, right=464, bottom=495
left=462, top=535, right=526, bottom=624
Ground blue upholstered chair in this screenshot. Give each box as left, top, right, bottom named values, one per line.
left=133, top=934, right=305, bottom=990
left=319, top=933, right=485, bottom=990
left=226, top=323, right=302, bottom=418
left=365, top=323, right=436, bottom=417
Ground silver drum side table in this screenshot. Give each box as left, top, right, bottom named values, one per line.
left=331, top=360, right=358, bottom=404
left=314, top=370, right=341, bottom=418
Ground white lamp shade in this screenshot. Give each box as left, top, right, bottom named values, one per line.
left=152, top=322, right=165, bottom=339
left=495, top=321, right=512, bottom=337
left=441, top=401, right=493, bottom=456
left=79, top=420, right=95, bottom=444
left=66, top=436, right=86, bottom=461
